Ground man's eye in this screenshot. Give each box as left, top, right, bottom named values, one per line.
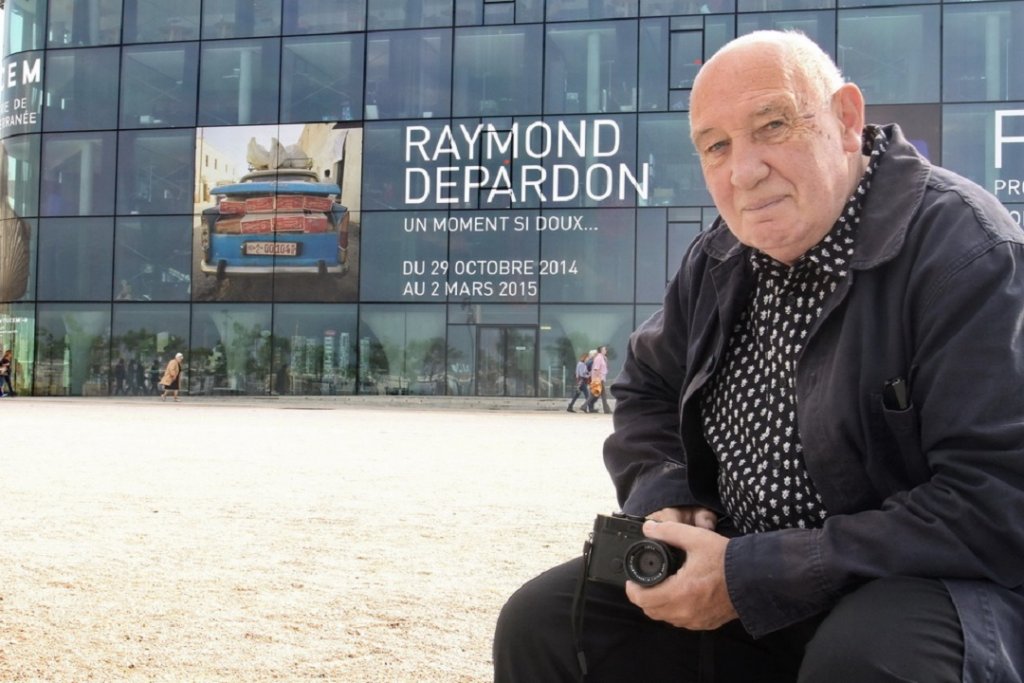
left=758, top=120, right=789, bottom=138
left=705, top=140, right=729, bottom=155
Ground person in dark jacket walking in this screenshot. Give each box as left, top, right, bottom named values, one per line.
left=0, top=349, right=15, bottom=396
left=494, top=29, right=1024, bottom=683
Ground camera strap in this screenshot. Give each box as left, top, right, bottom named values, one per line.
left=571, top=538, right=593, bottom=680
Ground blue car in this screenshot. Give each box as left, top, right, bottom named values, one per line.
left=201, top=169, right=350, bottom=278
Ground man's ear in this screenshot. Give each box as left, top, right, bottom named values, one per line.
left=833, top=83, right=866, bottom=153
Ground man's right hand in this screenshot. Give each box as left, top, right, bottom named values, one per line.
left=648, top=506, right=718, bottom=530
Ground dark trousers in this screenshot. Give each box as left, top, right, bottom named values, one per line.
left=567, top=383, right=589, bottom=410
left=494, top=558, right=964, bottom=683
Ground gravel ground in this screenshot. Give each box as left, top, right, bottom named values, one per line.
left=0, top=398, right=617, bottom=682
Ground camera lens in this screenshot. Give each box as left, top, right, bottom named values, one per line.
left=623, top=540, right=672, bottom=586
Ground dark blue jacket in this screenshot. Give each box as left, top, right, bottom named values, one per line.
left=606, top=125, right=1024, bottom=682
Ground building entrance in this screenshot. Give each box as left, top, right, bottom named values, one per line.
left=475, top=325, right=537, bottom=397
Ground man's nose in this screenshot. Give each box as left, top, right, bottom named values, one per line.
left=729, top=142, right=770, bottom=190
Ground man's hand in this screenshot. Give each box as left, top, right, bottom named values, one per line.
left=624, top=520, right=738, bottom=630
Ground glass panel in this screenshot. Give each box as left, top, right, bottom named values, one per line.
left=282, top=35, right=365, bottom=123
left=547, top=0, right=638, bottom=20
left=516, top=0, right=545, bottom=23
left=40, top=132, right=117, bottom=216
left=358, top=304, right=445, bottom=395
left=123, top=0, right=202, bottom=43
left=456, top=0, right=483, bottom=25
left=737, top=11, right=835, bottom=54
left=114, top=216, right=193, bottom=302
left=453, top=25, right=543, bottom=117
left=545, top=21, right=638, bottom=115
left=272, top=304, right=359, bottom=395
left=837, top=7, right=940, bottom=104
left=704, top=14, right=736, bottom=58
left=111, top=303, right=190, bottom=395
left=943, top=103, right=1024, bottom=211
left=840, top=0, right=935, bottom=7
left=413, top=117, right=545, bottom=211
left=43, top=48, right=120, bottom=132
left=446, top=323, right=474, bottom=394
left=120, top=43, right=200, bottom=128
left=365, top=30, right=451, bottom=120
left=504, top=326, right=535, bottom=396
left=34, top=303, right=111, bottom=396
left=641, top=0, right=737, bottom=16
left=533, top=115, right=641, bottom=209
left=367, top=0, right=454, bottom=30
left=5, top=0, right=46, bottom=53
left=540, top=208, right=635, bottom=303
left=117, top=129, right=196, bottom=216
left=943, top=3, right=1024, bottom=103
left=667, top=221, right=701, bottom=276
left=0, top=217, right=36, bottom=302
left=362, top=121, right=454, bottom=210
left=635, top=208, right=667, bottom=303
left=639, top=19, right=669, bottom=112
left=447, top=301, right=537, bottom=324
left=2, top=52, right=45, bottom=139
left=672, top=16, right=703, bottom=30
left=0, top=302, right=35, bottom=395
left=47, top=0, right=123, bottom=47
left=2, top=135, right=41, bottom=218
left=37, top=217, right=114, bottom=300
left=198, top=39, right=281, bottom=126
left=283, top=0, right=367, bottom=34
left=670, top=30, right=702, bottom=90
left=475, top=325, right=536, bottom=396
left=739, top=0, right=834, bottom=9
left=539, top=304, right=634, bottom=397
left=446, top=209, right=541, bottom=302
left=359, top=211, right=448, bottom=300
left=638, top=112, right=710, bottom=206
left=189, top=303, right=272, bottom=395
left=484, top=3, right=514, bottom=24
left=202, top=0, right=281, bottom=39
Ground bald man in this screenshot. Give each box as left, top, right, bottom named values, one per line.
left=494, top=30, right=1024, bottom=683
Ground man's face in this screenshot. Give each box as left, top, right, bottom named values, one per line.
left=690, top=44, right=863, bottom=265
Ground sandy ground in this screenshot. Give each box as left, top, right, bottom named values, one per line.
left=0, top=398, right=617, bottom=682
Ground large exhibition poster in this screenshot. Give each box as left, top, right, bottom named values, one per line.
left=192, top=122, right=362, bottom=303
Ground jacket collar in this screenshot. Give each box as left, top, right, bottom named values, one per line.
left=701, top=124, right=931, bottom=272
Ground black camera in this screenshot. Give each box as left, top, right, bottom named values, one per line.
left=586, top=512, right=685, bottom=587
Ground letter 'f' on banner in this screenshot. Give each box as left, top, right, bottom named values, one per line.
left=995, top=110, right=1024, bottom=170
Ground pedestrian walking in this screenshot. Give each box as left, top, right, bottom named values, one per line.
left=566, top=351, right=595, bottom=413
left=159, top=352, right=185, bottom=402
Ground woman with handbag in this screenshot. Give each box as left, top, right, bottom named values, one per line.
left=584, top=346, right=611, bottom=414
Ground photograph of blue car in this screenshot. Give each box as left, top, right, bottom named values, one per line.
left=201, top=168, right=350, bottom=278
left=192, top=124, right=361, bottom=303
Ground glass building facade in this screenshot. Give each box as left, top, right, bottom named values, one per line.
left=0, top=0, right=1022, bottom=398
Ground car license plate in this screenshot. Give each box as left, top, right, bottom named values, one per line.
left=243, top=241, right=299, bottom=256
